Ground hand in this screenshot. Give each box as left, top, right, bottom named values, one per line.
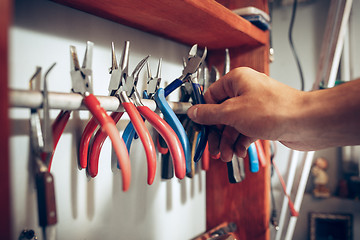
left=187, top=67, right=305, bottom=162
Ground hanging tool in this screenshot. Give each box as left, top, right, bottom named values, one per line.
left=83, top=41, right=150, bottom=181
left=208, top=49, right=248, bottom=181
left=87, top=42, right=179, bottom=185
left=117, top=58, right=186, bottom=179
left=156, top=44, right=207, bottom=174
left=29, top=64, right=57, bottom=240
left=185, top=68, right=206, bottom=177
left=158, top=80, right=191, bottom=179
left=70, top=41, right=131, bottom=191
left=185, top=51, right=209, bottom=163
left=85, top=41, right=154, bottom=184
left=199, top=64, right=210, bottom=171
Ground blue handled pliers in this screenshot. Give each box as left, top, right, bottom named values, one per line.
left=161, top=44, right=207, bottom=173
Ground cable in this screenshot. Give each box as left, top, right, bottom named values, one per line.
left=288, top=0, right=305, bottom=91
left=270, top=142, right=279, bottom=231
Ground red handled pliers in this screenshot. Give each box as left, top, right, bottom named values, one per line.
left=141, top=59, right=186, bottom=179
left=87, top=41, right=158, bottom=185
left=71, top=41, right=131, bottom=191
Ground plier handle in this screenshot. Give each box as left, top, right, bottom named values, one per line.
left=87, top=41, right=158, bottom=185
left=188, top=66, right=209, bottom=163
left=121, top=59, right=186, bottom=179
left=154, top=44, right=207, bottom=173
left=29, top=64, right=57, bottom=239
left=71, top=41, right=131, bottom=191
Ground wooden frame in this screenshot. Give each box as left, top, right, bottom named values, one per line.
left=309, top=212, right=353, bottom=240
left=0, top=0, right=11, bottom=239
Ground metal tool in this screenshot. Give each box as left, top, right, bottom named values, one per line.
left=164, top=44, right=207, bottom=96
left=29, top=64, right=57, bottom=240
left=71, top=41, right=131, bottom=191
left=118, top=58, right=186, bottom=179
left=187, top=61, right=209, bottom=163
left=155, top=44, right=207, bottom=174
left=83, top=41, right=155, bottom=185
left=207, top=49, right=249, bottom=181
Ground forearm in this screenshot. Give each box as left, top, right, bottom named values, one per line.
left=281, top=79, right=360, bottom=150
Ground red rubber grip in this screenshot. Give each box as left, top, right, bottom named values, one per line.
left=156, top=135, right=169, bottom=155
left=138, top=106, right=186, bottom=179
left=47, top=110, right=71, bottom=171
left=79, top=117, right=98, bottom=169
left=201, top=143, right=210, bottom=171
left=88, top=111, right=124, bottom=178
left=254, top=140, right=267, bottom=167
left=123, top=102, right=157, bottom=185
left=80, top=94, right=113, bottom=169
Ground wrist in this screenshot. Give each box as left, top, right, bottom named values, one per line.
left=278, top=90, right=321, bottom=149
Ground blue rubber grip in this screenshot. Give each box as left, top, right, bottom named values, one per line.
left=192, top=83, right=209, bottom=162
left=155, top=88, right=192, bottom=173
left=123, top=122, right=136, bottom=152
left=164, top=79, right=183, bottom=97
left=122, top=90, right=150, bottom=160
left=248, top=143, right=259, bottom=173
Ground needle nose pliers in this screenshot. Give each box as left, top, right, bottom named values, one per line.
left=71, top=41, right=131, bottom=191
left=157, top=44, right=207, bottom=173
left=121, top=59, right=187, bottom=179
left=86, top=41, right=159, bottom=185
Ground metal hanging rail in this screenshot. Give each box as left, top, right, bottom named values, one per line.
left=9, top=89, right=192, bottom=114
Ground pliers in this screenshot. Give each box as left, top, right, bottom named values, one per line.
left=156, top=44, right=207, bottom=173
left=86, top=41, right=159, bottom=185
left=29, top=64, right=57, bottom=240
left=186, top=61, right=209, bottom=163
left=70, top=41, right=131, bottom=191
left=84, top=41, right=148, bottom=179
left=120, top=59, right=186, bottom=179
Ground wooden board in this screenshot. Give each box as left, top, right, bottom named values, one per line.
left=52, top=0, right=267, bottom=49
left=0, top=0, right=11, bottom=238
left=206, top=43, right=271, bottom=239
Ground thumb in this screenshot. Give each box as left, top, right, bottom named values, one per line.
left=187, top=104, right=226, bottom=125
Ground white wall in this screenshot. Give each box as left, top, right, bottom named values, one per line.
left=270, top=0, right=360, bottom=239
left=9, top=0, right=205, bottom=239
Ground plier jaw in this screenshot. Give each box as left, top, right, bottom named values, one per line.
left=108, top=41, right=129, bottom=96
left=180, top=44, right=207, bottom=82
left=70, top=41, right=94, bottom=96
left=110, top=41, right=149, bottom=100
left=145, top=58, right=162, bottom=98
left=29, top=63, right=56, bottom=170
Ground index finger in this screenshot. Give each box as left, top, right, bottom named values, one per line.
left=204, top=67, right=248, bottom=104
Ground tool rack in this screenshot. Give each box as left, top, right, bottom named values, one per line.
left=1, top=0, right=270, bottom=239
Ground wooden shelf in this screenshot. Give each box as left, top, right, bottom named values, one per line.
left=52, top=0, right=267, bottom=49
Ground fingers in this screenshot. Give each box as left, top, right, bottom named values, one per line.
left=207, top=126, right=221, bottom=156
left=234, top=135, right=253, bottom=158
left=219, top=126, right=239, bottom=162
left=204, top=67, right=256, bottom=104
left=187, top=103, right=228, bottom=125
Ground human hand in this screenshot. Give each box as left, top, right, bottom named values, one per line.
left=187, top=67, right=304, bottom=162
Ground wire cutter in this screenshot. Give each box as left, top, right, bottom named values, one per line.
left=119, top=59, right=187, bottom=179
left=29, top=64, right=57, bottom=240
left=87, top=41, right=158, bottom=185
left=70, top=41, right=131, bottom=191
left=186, top=61, right=210, bottom=162
left=155, top=44, right=207, bottom=174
